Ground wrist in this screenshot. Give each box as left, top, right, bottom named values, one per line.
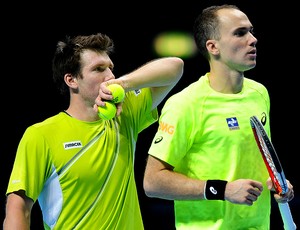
left=204, top=180, right=228, bottom=200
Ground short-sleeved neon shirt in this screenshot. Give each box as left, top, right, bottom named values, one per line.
left=6, top=88, right=157, bottom=230
left=148, top=73, right=271, bottom=229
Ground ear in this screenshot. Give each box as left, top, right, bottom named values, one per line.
left=206, top=39, right=219, bottom=56
left=64, top=73, right=78, bottom=90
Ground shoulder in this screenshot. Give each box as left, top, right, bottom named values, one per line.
left=166, top=75, right=210, bottom=106
left=25, top=112, right=66, bottom=134
left=243, top=78, right=270, bottom=107
left=244, top=77, right=268, bottom=91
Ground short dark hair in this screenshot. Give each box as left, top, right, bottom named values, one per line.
left=52, top=33, right=114, bottom=95
left=193, top=4, right=239, bottom=60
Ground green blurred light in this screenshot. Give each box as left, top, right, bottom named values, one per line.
left=153, top=31, right=197, bottom=58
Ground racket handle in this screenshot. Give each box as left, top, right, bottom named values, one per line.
left=278, top=202, right=297, bottom=230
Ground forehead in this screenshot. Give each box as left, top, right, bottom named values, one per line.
left=80, top=49, right=111, bottom=67
left=217, top=8, right=252, bottom=31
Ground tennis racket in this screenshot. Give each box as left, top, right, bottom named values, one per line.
left=250, top=116, right=296, bottom=230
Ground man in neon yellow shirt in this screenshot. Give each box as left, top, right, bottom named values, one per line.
left=143, top=5, right=294, bottom=230
left=3, top=33, right=183, bottom=229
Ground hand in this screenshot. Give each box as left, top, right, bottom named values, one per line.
left=266, top=178, right=294, bottom=203
left=225, top=179, right=263, bottom=206
left=94, top=80, right=125, bottom=116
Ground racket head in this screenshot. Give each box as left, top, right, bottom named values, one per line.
left=250, top=116, right=288, bottom=194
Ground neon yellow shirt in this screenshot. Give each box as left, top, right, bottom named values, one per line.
left=7, top=88, right=157, bottom=230
left=148, top=73, right=271, bottom=230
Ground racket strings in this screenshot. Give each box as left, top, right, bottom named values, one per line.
left=257, top=133, right=283, bottom=193
left=252, top=121, right=288, bottom=194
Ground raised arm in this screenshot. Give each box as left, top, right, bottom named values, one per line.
left=96, top=57, right=184, bottom=109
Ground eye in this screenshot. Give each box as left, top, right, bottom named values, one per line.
left=95, top=66, right=105, bottom=72
left=234, top=27, right=254, bottom=37
left=234, top=29, right=247, bottom=37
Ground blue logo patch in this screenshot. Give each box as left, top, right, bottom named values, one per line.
left=226, top=117, right=240, bottom=130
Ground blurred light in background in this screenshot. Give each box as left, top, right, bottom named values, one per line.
left=153, top=31, right=197, bottom=59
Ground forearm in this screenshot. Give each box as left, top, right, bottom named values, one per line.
left=95, top=57, right=183, bottom=109
left=144, top=168, right=206, bottom=200
left=3, top=214, right=30, bottom=230
left=119, top=57, right=184, bottom=92
left=144, top=156, right=264, bottom=205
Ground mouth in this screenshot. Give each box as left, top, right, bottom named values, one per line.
left=247, top=49, right=257, bottom=59
left=248, top=48, right=257, bottom=55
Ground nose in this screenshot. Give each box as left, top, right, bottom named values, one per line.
left=104, top=69, right=115, bottom=81
left=249, top=33, right=257, bottom=46
left=105, top=76, right=115, bottom=82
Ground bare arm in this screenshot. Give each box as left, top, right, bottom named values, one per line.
left=96, top=57, right=184, bottom=110
left=119, top=57, right=184, bottom=109
left=143, top=155, right=205, bottom=200
left=143, top=155, right=264, bottom=206
left=3, top=191, right=34, bottom=230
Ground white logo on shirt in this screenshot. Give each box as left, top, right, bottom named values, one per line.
left=64, top=141, right=83, bottom=150
left=12, top=180, right=21, bottom=184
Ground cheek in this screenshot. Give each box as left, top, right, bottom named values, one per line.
left=80, top=80, right=101, bottom=99
left=226, top=44, right=243, bottom=59
left=89, top=81, right=101, bottom=95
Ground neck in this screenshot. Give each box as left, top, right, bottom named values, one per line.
left=207, top=70, right=244, bottom=94
left=64, top=107, right=100, bottom=122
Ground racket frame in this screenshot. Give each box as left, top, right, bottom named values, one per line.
left=250, top=116, right=296, bottom=230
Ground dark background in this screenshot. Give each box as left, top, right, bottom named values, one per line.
left=2, top=1, right=299, bottom=229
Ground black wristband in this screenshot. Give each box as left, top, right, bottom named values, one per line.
left=205, top=180, right=227, bottom=200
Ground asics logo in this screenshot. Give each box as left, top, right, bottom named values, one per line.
left=154, top=136, right=163, bottom=144
left=209, top=186, right=217, bottom=195
left=261, top=112, right=267, bottom=126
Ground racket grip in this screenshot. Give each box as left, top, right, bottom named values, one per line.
left=278, top=202, right=297, bottom=230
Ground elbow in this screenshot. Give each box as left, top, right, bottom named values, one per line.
left=163, top=57, right=184, bottom=82
left=172, top=57, right=184, bottom=81
left=143, top=176, right=157, bottom=198
left=143, top=178, right=152, bottom=197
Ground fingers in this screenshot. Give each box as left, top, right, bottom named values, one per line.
left=96, top=88, right=114, bottom=105
left=95, top=83, right=118, bottom=107
left=266, top=177, right=275, bottom=191
left=272, top=179, right=295, bottom=203
left=244, top=186, right=262, bottom=206
left=274, top=188, right=294, bottom=203
left=225, top=179, right=263, bottom=206
left=115, top=103, right=123, bottom=116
